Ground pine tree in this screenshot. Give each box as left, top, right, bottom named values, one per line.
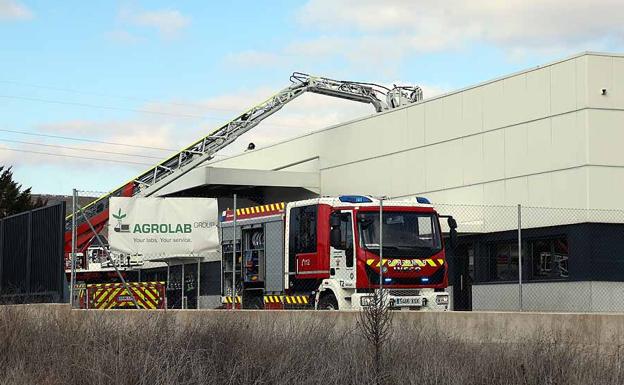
left=0, top=166, right=45, bottom=218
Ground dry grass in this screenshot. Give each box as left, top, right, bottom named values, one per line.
left=0, top=306, right=621, bottom=385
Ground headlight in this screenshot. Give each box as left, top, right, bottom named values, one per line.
left=435, top=294, right=449, bottom=305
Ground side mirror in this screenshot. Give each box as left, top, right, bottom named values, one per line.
left=449, top=228, right=458, bottom=250
left=447, top=216, right=458, bottom=250
left=330, top=214, right=341, bottom=228
left=447, top=216, right=458, bottom=230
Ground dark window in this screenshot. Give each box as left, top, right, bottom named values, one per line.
left=200, top=261, right=222, bottom=295
left=488, top=242, right=519, bottom=282
left=331, top=212, right=354, bottom=267
left=289, top=205, right=317, bottom=255
left=529, top=237, right=568, bottom=280
left=480, top=236, right=569, bottom=283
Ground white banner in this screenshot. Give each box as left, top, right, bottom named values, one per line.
left=109, top=197, right=220, bottom=260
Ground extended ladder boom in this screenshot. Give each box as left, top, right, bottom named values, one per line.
left=65, top=73, right=423, bottom=253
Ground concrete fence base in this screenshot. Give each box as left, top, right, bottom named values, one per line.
left=7, top=304, right=624, bottom=347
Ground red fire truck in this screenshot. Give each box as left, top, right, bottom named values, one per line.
left=220, top=195, right=457, bottom=311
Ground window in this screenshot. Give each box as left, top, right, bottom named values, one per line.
left=357, top=212, right=441, bottom=253
left=529, top=237, right=568, bottom=280
left=417, top=216, right=434, bottom=240
left=481, top=236, right=569, bottom=283
left=330, top=212, right=354, bottom=267
left=489, top=242, right=519, bottom=282
left=289, top=205, right=317, bottom=254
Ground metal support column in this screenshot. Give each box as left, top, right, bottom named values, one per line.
left=518, top=204, right=523, bottom=311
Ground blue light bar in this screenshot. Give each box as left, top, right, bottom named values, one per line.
left=420, top=277, right=430, bottom=283
left=384, top=278, right=393, bottom=283
left=339, top=195, right=372, bottom=203
left=416, top=196, right=431, bottom=204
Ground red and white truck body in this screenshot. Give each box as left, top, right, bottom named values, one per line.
left=221, top=195, right=454, bottom=311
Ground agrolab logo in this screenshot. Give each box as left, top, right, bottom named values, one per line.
left=113, top=208, right=203, bottom=234
left=113, top=208, right=130, bottom=233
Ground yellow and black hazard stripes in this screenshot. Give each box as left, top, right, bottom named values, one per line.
left=87, top=282, right=165, bottom=310
left=366, top=258, right=445, bottom=268
left=263, top=295, right=309, bottom=305
left=235, top=202, right=285, bottom=217
left=222, top=296, right=241, bottom=304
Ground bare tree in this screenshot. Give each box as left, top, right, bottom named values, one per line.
left=357, top=288, right=394, bottom=384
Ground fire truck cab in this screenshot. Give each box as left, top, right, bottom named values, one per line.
left=220, top=195, right=456, bottom=311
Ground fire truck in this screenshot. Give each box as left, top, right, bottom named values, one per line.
left=64, top=73, right=423, bottom=272
left=63, top=72, right=429, bottom=304
left=220, top=195, right=457, bottom=311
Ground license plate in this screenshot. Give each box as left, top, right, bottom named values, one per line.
left=394, top=297, right=422, bottom=306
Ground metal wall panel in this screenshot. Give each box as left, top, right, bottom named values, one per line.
left=0, top=202, right=65, bottom=303
left=264, top=221, right=284, bottom=292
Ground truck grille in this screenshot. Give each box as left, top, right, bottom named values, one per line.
left=388, top=289, right=421, bottom=297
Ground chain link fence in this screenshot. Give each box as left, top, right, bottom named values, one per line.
left=214, top=195, right=624, bottom=313
left=68, top=186, right=624, bottom=313
left=436, top=203, right=624, bottom=312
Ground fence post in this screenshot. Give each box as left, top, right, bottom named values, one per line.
left=232, top=193, right=237, bottom=310
left=166, top=261, right=170, bottom=309
left=518, top=204, right=523, bottom=311
left=70, top=188, right=77, bottom=307
left=26, top=211, right=32, bottom=295
left=0, top=218, right=4, bottom=295
left=181, top=262, right=185, bottom=309
left=197, top=258, right=201, bottom=309
left=379, top=198, right=383, bottom=289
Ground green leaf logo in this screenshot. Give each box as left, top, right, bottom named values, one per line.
left=112, top=208, right=126, bottom=220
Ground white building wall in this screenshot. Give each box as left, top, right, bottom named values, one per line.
left=471, top=281, right=624, bottom=312
left=208, top=52, right=624, bottom=213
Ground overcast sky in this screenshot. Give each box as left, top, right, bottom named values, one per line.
left=1, top=0, right=623, bottom=194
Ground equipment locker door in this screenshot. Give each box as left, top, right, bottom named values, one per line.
left=330, top=211, right=355, bottom=289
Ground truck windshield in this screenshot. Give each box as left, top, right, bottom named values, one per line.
left=357, top=211, right=441, bottom=253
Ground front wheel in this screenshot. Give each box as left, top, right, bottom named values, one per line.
left=317, top=293, right=338, bottom=310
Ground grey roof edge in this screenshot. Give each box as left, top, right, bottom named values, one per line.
left=207, top=51, right=622, bottom=166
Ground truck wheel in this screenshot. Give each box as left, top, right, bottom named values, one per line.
left=318, top=294, right=338, bottom=310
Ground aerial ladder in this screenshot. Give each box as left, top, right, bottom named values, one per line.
left=65, top=72, right=423, bottom=258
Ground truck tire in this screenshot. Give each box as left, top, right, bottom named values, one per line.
left=318, top=293, right=338, bottom=310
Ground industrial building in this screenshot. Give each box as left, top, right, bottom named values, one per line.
left=142, top=51, right=624, bottom=311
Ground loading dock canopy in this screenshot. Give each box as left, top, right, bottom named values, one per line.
left=154, top=166, right=320, bottom=197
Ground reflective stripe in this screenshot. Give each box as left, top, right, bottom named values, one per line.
left=263, top=295, right=309, bottom=304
